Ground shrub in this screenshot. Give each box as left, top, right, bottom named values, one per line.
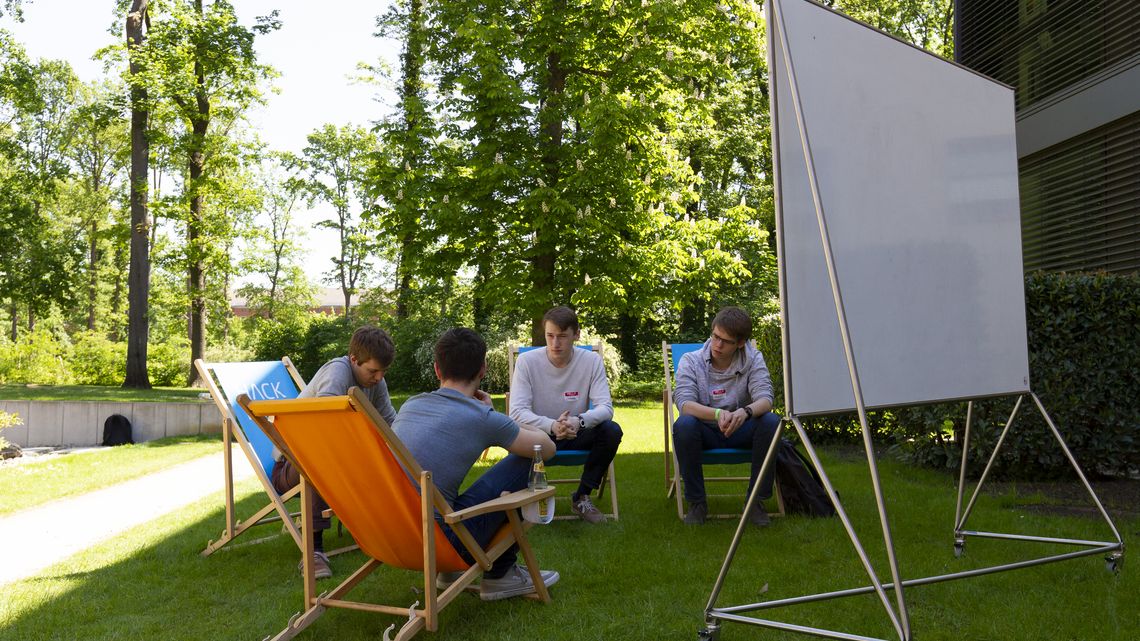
left=0, top=330, right=72, bottom=384
left=249, top=313, right=314, bottom=368
left=484, top=324, right=627, bottom=395
left=0, top=410, right=21, bottom=451
left=386, top=315, right=470, bottom=393
left=69, top=331, right=126, bottom=385
left=894, top=272, right=1140, bottom=479
left=148, top=339, right=191, bottom=387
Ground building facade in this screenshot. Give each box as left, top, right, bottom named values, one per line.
left=956, top=0, right=1139, bottom=273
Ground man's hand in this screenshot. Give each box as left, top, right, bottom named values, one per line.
left=719, top=408, right=747, bottom=437
left=551, top=410, right=579, bottom=440
left=473, top=389, right=493, bottom=407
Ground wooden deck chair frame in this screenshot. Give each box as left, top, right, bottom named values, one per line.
left=195, top=357, right=310, bottom=556
left=662, top=342, right=785, bottom=521
left=506, top=342, right=620, bottom=521
left=240, top=388, right=555, bottom=641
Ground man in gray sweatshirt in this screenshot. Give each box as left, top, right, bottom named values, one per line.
left=509, top=306, right=623, bottom=524
left=672, top=306, right=782, bottom=526
left=271, top=325, right=398, bottom=578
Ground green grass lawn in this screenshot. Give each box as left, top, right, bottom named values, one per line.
left=0, top=400, right=1135, bottom=641
left=0, top=384, right=205, bottom=402
left=0, top=435, right=222, bottom=516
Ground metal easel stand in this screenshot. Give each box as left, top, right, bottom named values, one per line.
left=698, top=399, right=1127, bottom=641
left=697, top=1, right=1124, bottom=638
left=953, top=394, right=1125, bottom=572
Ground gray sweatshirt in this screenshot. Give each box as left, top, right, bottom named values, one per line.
left=509, top=346, right=614, bottom=433
left=300, top=356, right=397, bottom=427
left=673, top=339, right=773, bottom=416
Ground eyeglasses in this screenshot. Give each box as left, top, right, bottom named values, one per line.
left=710, top=332, right=739, bottom=346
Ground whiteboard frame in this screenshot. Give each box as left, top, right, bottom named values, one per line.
left=770, top=0, right=1030, bottom=417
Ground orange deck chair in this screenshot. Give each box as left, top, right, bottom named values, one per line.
left=240, top=387, right=555, bottom=641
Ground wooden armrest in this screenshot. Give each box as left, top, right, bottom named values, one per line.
left=443, top=487, right=556, bottom=524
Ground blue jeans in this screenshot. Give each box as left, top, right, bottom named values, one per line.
left=672, top=411, right=782, bottom=505
left=439, top=454, right=531, bottom=579
left=555, top=419, right=622, bottom=493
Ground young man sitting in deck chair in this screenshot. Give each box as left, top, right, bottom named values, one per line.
left=509, top=306, right=622, bottom=523
left=394, top=327, right=561, bottom=601
left=673, top=306, right=782, bottom=526
left=271, top=325, right=398, bottom=579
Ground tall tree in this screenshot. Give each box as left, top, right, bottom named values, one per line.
left=236, top=155, right=314, bottom=321
left=372, top=0, right=436, bottom=321
left=4, top=57, right=83, bottom=333
left=123, top=0, right=152, bottom=388
left=142, top=0, right=278, bottom=384
left=296, top=124, right=380, bottom=316
left=423, top=0, right=775, bottom=347
left=67, top=81, right=129, bottom=331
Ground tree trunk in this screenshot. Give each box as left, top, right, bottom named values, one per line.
left=531, top=16, right=568, bottom=346
left=123, top=0, right=151, bottom=389
left=110, top=243, right=125, bottom=340
left=619, top=312, right=638, bottom=372
left=8, top=305, right=16, bottom=342
left=87, top=217, right=98, bottom=331
left=394, top=0, right=424, bottom=321
left=186, top=13, right=209, bottom=387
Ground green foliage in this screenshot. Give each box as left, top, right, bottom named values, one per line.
left=0, top=330, right=71, bottom=384
left=895, top=272, right=1140, bottom=479
left=69, top=331, right=126, bottom=385
left=0, top=408, right=20, bottom=450
left=146, top=338, right=190, bottom=387
left=385, top=314, right=465, bottom=393
left=250, top=313, right=354, bottom=382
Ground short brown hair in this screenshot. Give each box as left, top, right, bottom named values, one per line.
left=348, top=326, right=395, bottom=368
left=712, top=306, right=752, bottom=342
left=542, top=306, right=579, bottom=332
left=434, top=327, right=486, bottom=382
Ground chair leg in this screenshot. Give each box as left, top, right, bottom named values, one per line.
left=607, top=462, right=619, bottom=521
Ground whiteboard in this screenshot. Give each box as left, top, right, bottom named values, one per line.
left=769, top=0, right=1030, bottom=416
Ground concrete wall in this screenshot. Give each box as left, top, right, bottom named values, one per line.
left=0, top=400, right=223, bottom=448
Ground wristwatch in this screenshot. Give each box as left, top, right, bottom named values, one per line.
left=578, top=416, right=587, bottom=430
left=743, top=406, right=754, bottom=419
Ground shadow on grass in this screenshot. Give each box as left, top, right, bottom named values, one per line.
left=1, top=450, right=1135, bottom=641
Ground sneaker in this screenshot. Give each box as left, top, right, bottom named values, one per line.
left=746, top=502, right=771, bottom=527
left=297, top=551, right=332, bottom=579
left=571, top=494, right=606, bottom=524
left=436, top=570, right=466, bottom=590
left=683, top=501, right=708, bottom=525
left=479, top=564, right=559, bottom=601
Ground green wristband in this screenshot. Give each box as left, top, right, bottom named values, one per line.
left=714, top=408, right=721, bottom=421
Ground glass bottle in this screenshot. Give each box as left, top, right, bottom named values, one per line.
left=528, top=444, right=548, bottom=490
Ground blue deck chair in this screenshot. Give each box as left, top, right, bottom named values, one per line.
left=663, top=342, right=784, bottom=520
left=506, top=343, right=620, bottom=521
left=195, top=358, right=315, bottom=556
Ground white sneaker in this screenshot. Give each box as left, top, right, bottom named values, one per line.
left=479, top=564, right=559, bottom=601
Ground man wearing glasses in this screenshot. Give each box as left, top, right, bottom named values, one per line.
left=672, top=306, right=782, bottom=526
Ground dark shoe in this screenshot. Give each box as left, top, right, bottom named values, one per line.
left=571, top=494, right=606, bottom=524
left=479, top=564, right=559, bottom=601
left=297, top=551, right=332, bottom=579
left=683, top=501, right=708, bottom=525
left=747, top=503, right=771, bottom=527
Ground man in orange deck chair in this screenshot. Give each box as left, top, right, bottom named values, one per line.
left=240, top=328, right=558, bottom=640
left=395, top=327, right=560, bottom=600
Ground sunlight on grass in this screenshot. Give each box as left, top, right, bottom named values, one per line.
left=0, top=435, right=222, bottom=515
left=0, top=400, right=1135, bottom=641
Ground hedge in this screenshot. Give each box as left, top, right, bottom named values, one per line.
left=893, top=272, right=1139, bottom=479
